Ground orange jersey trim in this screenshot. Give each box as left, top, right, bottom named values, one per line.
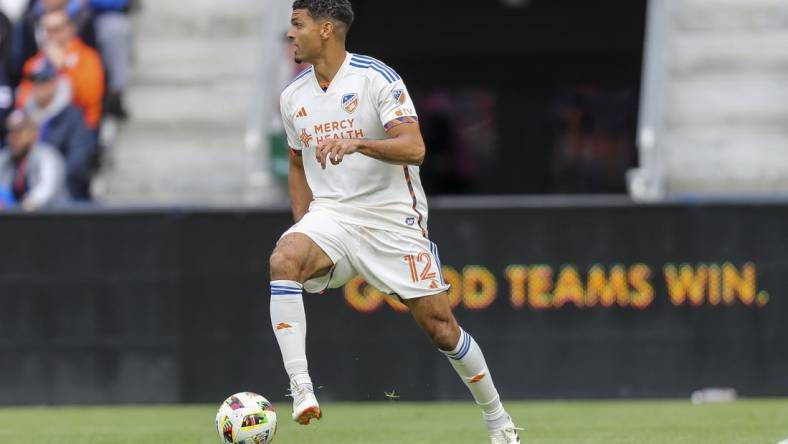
left=384, top=116, right=418, bottom=131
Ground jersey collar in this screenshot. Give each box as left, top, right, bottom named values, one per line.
left=310, top=51, right=351, bottom=95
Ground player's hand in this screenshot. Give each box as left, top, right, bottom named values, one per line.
left=316, top=139, right=361, bottom=169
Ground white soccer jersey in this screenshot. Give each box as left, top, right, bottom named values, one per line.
left=280, top=52, right=429, bottom=237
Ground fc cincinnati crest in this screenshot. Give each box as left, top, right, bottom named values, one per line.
left=392, top=89, right=406, bottom=105
left=341, top=93, right=359, bottom=114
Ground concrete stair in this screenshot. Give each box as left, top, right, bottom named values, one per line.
left=633, top=0, right=788, bottom=197
left=95, top=0, right=285, bottom=206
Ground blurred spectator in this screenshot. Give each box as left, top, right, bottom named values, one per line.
left=33, top=0, right=94, bottom=46
left=0, top=9, right=13, bottom=142
left=16, top=0, right=93, bottom=80
left=24, top=57, right=95, bottom=199
left=0, top=109, right=68, bottom=210
left=91, top=0, right=132, bottom=119
left=416, top=89, right=498, bottom=195
left=550, top=86, right=636, bottom=193
left=2, top=0, right=33, bottom=85
left=0, top=0, right=27, bottom=23
left=17, top=9, right=104, bottom=130
left=0, top=181, right=14, bottom=206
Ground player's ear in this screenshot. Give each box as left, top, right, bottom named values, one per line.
left=319, top=20, right=334, bottom=39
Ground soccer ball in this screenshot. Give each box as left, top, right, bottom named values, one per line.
left=215, top=392, right=278, bottom=444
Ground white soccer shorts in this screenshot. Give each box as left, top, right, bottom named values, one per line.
left=281, top=210, right=450, bottom=299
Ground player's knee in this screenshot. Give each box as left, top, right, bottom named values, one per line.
left=269, top=248, right=305, bottom=282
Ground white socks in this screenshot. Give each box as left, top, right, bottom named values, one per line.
left=270, top=280, right=311, bottom=385
left=272, top=283, right=507, bottom=428
left=442, top=329, right=508, bottom=429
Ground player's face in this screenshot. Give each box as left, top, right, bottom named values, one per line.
left=288, top=9, right=322, bottom=64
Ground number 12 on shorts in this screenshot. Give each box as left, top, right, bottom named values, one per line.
left=403, top=253, right=437, bottom=283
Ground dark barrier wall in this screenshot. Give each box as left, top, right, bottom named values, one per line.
left=0, top=202, right=786, bottom=404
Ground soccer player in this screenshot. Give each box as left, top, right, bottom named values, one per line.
left=270, top=1, right=521, bottom=442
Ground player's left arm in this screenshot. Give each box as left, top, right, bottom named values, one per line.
left=315, top=122, right=425, bottom=169
left=317, top=71, right=425, bottom=169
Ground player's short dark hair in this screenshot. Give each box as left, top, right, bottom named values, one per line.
left=292, top=0, right=354, bottom=32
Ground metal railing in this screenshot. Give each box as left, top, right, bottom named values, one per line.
left=628, top=0, right=671, bottom=202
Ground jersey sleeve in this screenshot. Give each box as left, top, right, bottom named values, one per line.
left=373, top=76, right=419, bottom=132
left=280, top=93, right=301, bottom=150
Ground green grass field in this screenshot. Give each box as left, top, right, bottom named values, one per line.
left=1, top=399, right=787, bottom=444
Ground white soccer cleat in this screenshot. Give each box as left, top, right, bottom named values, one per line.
left=489, top=420, right=522, bottom=444
left=289, top=380, right=322, bottom=425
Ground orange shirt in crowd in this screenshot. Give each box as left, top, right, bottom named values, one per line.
left=17, top=38, right=105, bottom=129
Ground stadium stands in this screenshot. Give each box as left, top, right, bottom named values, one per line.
left=0, top=0, right=137, bottom=205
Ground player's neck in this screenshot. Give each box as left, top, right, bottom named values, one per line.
left=312, top=46, right=347, bottom=85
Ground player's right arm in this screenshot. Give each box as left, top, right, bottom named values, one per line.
left=281, top=92, right=313, bottom=222
left=288, top=148, right=312, bottom=223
